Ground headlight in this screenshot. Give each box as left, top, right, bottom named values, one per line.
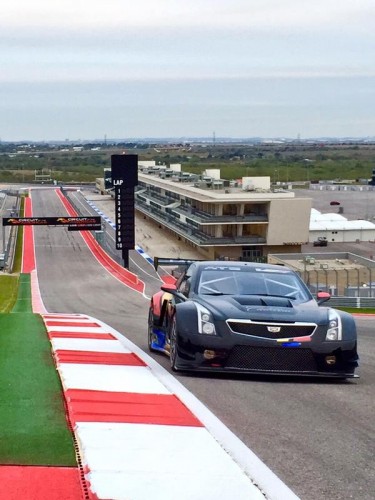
left=325, top=309, right=342, bottom=341
left=195, top=303, right=217, bottom=335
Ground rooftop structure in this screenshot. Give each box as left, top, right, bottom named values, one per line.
left=268, top=252, right=375, bottom=297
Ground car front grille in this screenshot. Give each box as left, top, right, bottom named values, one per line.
left=225, top=345, right=317, bottom=372
left=226, top=321, right=315, bottom=339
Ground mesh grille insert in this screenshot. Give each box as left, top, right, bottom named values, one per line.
left=225, top=345, right=317, bottom=372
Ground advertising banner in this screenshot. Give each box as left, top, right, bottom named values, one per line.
left=3, top=216, right=101, bottom=229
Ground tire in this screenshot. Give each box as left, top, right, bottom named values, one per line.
left=148, top=308, right=157, bottom=352
left=169, top=315, right=179, bottom=371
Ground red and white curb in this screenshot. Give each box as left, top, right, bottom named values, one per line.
left=42, top=314, right=299, bottom=500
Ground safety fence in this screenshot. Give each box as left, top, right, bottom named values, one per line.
left=326, top=296, right=375, bottom=308
left=62, top=189, right=124, bottom=266
left=1, top=192, right=20, bottom=271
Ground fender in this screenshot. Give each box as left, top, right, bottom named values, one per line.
left=151, top=291, right=165, bottom=317
left=151, top=290, right=173, bottom=326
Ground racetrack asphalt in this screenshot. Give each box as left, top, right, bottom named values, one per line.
left=15, top=187, right=300, bottom=499
left=27, top=186, right=375, bottom=500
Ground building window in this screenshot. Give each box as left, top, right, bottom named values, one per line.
left=242, top=246, right=262, bottom=260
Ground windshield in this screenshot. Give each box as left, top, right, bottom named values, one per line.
left=197, top=268, right=310, bottom=301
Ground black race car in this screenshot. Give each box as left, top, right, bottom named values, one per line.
left=148, top=258, right=359, bottom=378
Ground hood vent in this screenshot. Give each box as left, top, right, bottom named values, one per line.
left=233, top=295, right=293, bottom=308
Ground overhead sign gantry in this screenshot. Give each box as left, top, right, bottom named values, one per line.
left=2, top=216, right=102, bottom=231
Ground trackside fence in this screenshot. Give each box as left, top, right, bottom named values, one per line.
left=61, top=189, right=124, bottom=266
left=324, top=296, right=375, bottom=309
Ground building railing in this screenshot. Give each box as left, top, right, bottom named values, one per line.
left=136, top=202, right=266, bottom=246
left=136, top=190, right=175, bottom=207
left=172, top=205, right=268, bottom=223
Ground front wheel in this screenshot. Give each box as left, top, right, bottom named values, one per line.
left=169, top=315, right=179, bottom=371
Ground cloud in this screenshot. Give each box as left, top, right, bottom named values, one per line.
left=2, top=0, right=375, bottom=32
left=1, top=1, right=375, bottom=139
left=1, top=25, right=374, bottom=84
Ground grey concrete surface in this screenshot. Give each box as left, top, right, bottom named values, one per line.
left=294, top=187, right=375, bottom=222
left=298, top=185, right=375, bottom=260
left=81, top=191, right=204, bottom=261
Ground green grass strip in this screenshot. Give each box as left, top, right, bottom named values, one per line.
left=0, top=275, right=19, bottom=313
left=12, top=225, right=23, bottom=274
left=337, top=307, right=375, bottom=314
left=11, top=274, right=32, bottom=313
left=0, top=292, right=76, bottom=465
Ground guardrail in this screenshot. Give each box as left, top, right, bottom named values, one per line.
left=324, top=296, right=375, bottom=308
left=1, top=192, right=20, bottom=272
left=63, top=190, right=124, bottom=266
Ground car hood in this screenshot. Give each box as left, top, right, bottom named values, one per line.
left=196, top=294, right=329, bottom=324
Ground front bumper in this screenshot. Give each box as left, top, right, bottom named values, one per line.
left=174, top=332, right=359, bottom=378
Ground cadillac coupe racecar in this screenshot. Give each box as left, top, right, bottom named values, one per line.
left=148, top=258, right=359, bottom=378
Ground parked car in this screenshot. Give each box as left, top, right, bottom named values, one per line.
left=148, top=258, right=358, bottom=378
left=313, top=237, right=328, bottom=247
left=0, top=253, right=5, bottom=270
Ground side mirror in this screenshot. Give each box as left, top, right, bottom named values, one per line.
left=317, top=291, right=331, bottom=305
left=161, top=283, right=187, bottom=301
left=161, top=283, right=177, bottom=292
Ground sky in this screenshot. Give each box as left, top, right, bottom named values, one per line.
left=1, top=0, right=375, bottom=142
